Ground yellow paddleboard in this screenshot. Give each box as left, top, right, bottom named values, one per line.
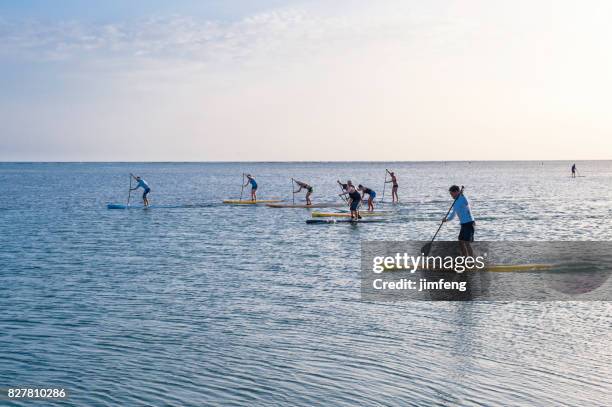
left=266, top=203, right=346, bottom=208
left=223, top=199, right=282, bottom=205
left=486, top=264, right=553, bottom=272
left=311, top=211, right=390, bottom=218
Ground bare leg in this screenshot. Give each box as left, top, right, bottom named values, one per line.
left=459, top=241, right=474, bottom=258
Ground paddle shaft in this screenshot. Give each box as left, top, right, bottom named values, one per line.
left=127, top=174, right=132, bottom=207
left=426, top=186, right=464, bottom=252
left=381, top=169, right=388, bottom=205
left=291, top=178, right=295, bottom=205
left=240, top=173, right=245, bottom=201
left=337, top=181, right=348, bottom=203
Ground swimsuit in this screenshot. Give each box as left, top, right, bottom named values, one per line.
left=364, top=188, right=376, bottom=199
left=459, top=222, right=475, bottom=242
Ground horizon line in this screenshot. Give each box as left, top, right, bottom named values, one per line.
left=0, top=159, right=607, bottom=164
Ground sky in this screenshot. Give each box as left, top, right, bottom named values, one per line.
left=1, top=0, right=611, bottom=161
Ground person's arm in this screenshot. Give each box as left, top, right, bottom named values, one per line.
left=293, top=186, right=303, bottom=193
left=445, top=197, right=465, bottom=221
left=445, top=207, right=456, bottom=222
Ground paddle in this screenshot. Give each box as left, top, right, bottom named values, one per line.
left=127, top=173, right=133, bottom=207
left=291, top=178, right=295, bottom=205
left=421, top=186, right=464, bottom=256
left=381, top=169, right=389, bottom=206
left=240, top=173, right=245, bottom=201
left=337, top=180, right=348, bottom=204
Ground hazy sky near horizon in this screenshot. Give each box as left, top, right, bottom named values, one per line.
left=1, top=0, right=611, bottom=161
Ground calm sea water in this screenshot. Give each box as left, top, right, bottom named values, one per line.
left=0, top=161, right=610, bottom=406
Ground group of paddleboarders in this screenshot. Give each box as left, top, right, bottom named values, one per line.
left=122, top=171, right=477, bottom=259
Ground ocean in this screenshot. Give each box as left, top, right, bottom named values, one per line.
left=1, top=161, right=610, bottom=406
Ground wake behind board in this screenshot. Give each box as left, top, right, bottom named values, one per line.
left=223, top=199, right=282, bottom=205
left=267, top=202, right=346, bottom=208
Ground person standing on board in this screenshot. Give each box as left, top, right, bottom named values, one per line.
left=358, top=184, right=376, bottom=212
left=130, top=175, right=151, bottom=207
left=571, top=163, right=577, bottom=178
left=385, top=170, right=399, bottom=203
left=337, top=180, right=349, bottom=204
left=293, top=180, right=313, bottom=205
left=442, top=185, right=475, bottom=257
left=244, top=174, right=258, bottom=201
left=340, top=181, right=362, bottom=220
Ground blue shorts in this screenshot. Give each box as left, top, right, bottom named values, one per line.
left=459, top=221, right=475, bottom=242
left=369, top=192, right=376, bottom=199
left=143, top=188, right=151, bottom=198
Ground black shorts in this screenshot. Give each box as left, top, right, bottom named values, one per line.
left=350, top=199, right=361, bottom=211
left=143, top=188, right=151, bottom=198
left=459, top=221, right=475, bottom=242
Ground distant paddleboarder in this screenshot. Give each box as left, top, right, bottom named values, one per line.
left=443, top=185, right=475, bottom=257
left=293, top=180, right=313, bottom=205
left=358, top=185, right=376, bottom=211
left=571, top=163, right=577, bottom=178
left=130, top=174, right=151, bottom=207
left=385, top=170, right=399, bottom=203
left=244, top=174, right=258, bottom=201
